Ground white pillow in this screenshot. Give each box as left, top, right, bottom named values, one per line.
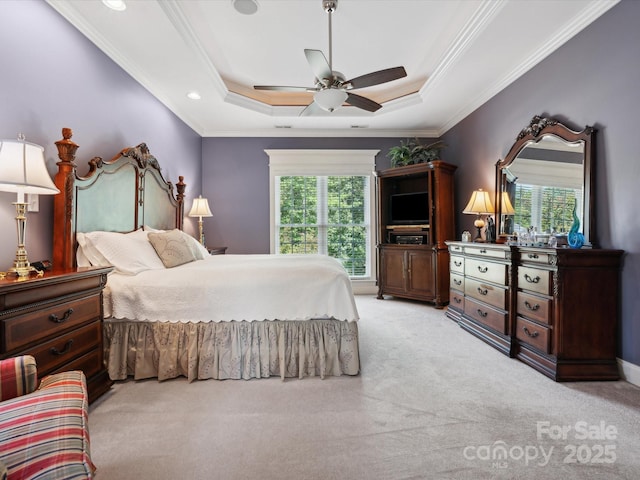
left=183, top=232, right=209, bottom=259
left=82, top=230, right=166, bottom=275
left=77, top=232, right=110, bottom=267
left=76, top=242, right=92, bottom=267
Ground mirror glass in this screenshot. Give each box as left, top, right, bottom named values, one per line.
left=495, top=116, right=595, bottom=247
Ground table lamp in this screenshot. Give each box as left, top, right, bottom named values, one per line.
left=0, top=134, right=60, bottom=277
left=462, top=189, right=495, bottom=242
left=188, top=195, right=213, bottom=245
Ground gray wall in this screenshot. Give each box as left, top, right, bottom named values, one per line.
left=442, top=0, right=640, bottom=365
left=201, top=137, right=438, bottom=253
left=0, top=0, right=201, bottom=264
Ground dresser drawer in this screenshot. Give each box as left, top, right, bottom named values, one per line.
left=517, top=291, right=552, bottom=325
left=1, top=294, right=101, bottom=352
left=517, top=266, right=552, bottom=295
left=55, top=347, right=102, bottom=379
left=464, top=245, right=510, bottom=260
left=464, top=297, right=507, bottom=334
left=516, top=316, right=551, bottom=353
left=449, top=290, right=465, bottom=312
left=465, top=258, right=508, bottom=285
left=520, top=250, right=552, bottom=265
left=449, top=244, right=464, bottom=254
left=465, top=278, right=508, bottom=310
left=21, top=321, right=101, bottom=377
left=450, top=272, right=464, bottom=292
left=450, top=256, right=465, bottom=274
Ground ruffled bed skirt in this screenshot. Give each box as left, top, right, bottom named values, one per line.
left=103, top=319, right=360, bottom=382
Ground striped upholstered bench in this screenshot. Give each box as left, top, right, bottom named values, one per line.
left=0, top=355, right=96, bottom=479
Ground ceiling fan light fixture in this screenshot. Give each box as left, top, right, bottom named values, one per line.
left=253, top=0, right=402, bottom=115
left=232, top=0, right=259, bottom=15
left=314, top=88, right=347, bottom=112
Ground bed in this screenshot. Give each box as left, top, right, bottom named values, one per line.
left=51, top=128, right=360, bottom=382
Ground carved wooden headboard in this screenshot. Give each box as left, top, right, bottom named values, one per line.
left=52, top=128, right=185, bottom=270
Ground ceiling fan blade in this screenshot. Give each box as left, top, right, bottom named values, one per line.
left=254, top=85, right=317, bottom=92
left=346, top=92, right=382, bottom=112
left=304, top=49, right=332, bottom=84
left=347, top=66, right=407, bottom=89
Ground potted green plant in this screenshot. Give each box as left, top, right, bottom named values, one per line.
left=387, top=139, right=446, bottom=167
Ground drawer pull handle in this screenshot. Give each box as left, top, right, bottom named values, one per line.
left=477, top=287, right=488, bottom=296
left=49, top=308, right=74, bottom=324
left=524, top=301, right=540, bottom=311
left=522, top=326, right=539, bottom=338
left=479, top=249, right=487, bottom=254
left=454, top=297, right=462, bottom=304
left=477, top=309, right=487, bottom=318
left=524, top=273, right=541, bottom=284
left=51, top=339, right=74, bottom=356
left=477, top=266, right=488, bottom=273
left=527, top=253, right=539, bottom=259
left=454, top=261, right=462, bottom=267
left=454, top=279, right=462, bottom=286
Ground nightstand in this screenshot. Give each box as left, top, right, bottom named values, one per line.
left=0, top=266, right=113, bottom=402
left=207, top=246, right=227, bottom=255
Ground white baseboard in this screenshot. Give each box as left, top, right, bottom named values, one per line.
left=618, top=358, right=640, bottom=387
left=351, top=281, right=377, bottom=295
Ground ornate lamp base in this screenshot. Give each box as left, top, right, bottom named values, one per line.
left=1, top=202, right=42, bottom=279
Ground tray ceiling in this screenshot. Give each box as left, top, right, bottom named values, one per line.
left=46, top=0, right=619, bottom=137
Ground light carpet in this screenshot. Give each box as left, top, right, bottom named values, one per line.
left=88, top=295, right=640, bottom=479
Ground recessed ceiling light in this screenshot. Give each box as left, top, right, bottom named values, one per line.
left=232, top=0, right=259, bottom=15
left=102, top=0, right=126, bottom=12
left=187, top=92, right=201, bottom=100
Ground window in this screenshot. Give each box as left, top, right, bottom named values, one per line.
left=267, top=150, right=378, bottom=282
left=507, top=156, right=583, bottom=235
left=513, top=184, right=581, bottom=234
left=277, top=175, right=369, bottom=276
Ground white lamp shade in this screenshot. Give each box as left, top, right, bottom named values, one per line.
left=314, top=88, right=348, bottom=112
left=188, top=195, right=213, bottom=217
left=0, top=138, right=59, bottom=196
left=462, top=189, right=494, bottom=215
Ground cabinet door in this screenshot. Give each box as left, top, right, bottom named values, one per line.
left=380, top=248, right=406, bottom=294
left=406, top=250, right=435, bottom=297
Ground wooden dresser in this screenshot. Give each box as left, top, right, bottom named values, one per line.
left=446, top=242, right=623, bottom=381
left=0, top=267, right=113, bottom=402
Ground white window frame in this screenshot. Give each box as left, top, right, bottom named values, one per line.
left=267, top=149, right=379, bottom=294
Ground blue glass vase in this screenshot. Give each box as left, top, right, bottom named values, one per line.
left=567, top=200, right=584, bottom=249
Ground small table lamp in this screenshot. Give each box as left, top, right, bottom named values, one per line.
left=462, top=189, right=495, bottom=242
left=0, top=134, right=60, bottom=277
left=188, top=195, right=213, bottom=245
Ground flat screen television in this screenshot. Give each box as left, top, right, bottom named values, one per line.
left=389, top=191, right=430, bottom=225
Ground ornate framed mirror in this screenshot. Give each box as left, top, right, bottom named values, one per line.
left=495, top=116, right=595, bottom=247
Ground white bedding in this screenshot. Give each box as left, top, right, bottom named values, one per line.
left=103, top=254, right=359, bottom=323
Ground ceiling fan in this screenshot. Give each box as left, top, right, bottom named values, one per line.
left=254, top=0, right=407, bottom=115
